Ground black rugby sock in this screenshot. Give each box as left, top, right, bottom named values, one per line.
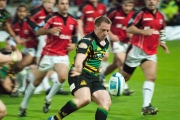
left=54, top=100, right=78, bottom=120
left=95, top=107, right=108, bottom=120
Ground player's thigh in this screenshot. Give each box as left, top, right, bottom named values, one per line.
left=74, top=87, right=91, bottom=101
left=92, top=90, right=111, bottom=109
left=140, top=60, right=157, bottom=81
left=115, top=51, right=126, bottom=64
left=54, top=63, right=68, bottom=80
left=18, top=54, right=34, bottom=68
left=53, top=56, right=69, bottom=80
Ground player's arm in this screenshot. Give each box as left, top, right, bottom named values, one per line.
left=109, top=31, right=119, bottom=42
left=126, top=11, right=154, bottom=36
left=67, top=22, right=78, bottom=52
left=159, top=20, right=170, bottom=54
left=36, top=15, right=62, bottom=36
left=71, top=39, right=91, bottom=77
left=76, top=5, right=85, bottom=37
left=4, top=22, right=23, bottom=45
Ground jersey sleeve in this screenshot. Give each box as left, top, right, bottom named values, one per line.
left=29, top=7, right=41, bottom=21
left=128, top=10, right=143, bottom=28
left=40, top=15, right=53, bottom=29
left=27, top=18, right=40, bottom=32
left=107, top=7, right=116, bottom=21
left=77, top=38, right=92, bottom=54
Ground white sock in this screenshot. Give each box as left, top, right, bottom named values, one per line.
left=20, top=69, right=27, bottom=92
left=42, top=76, right=51, bottom=91
left=45, top=72, right=61, bottom=102
left=142, top=81, right=155, bottom=107
left=20, top=83, right=35, bottom=109
left=124, top=82, right=129, bottom=90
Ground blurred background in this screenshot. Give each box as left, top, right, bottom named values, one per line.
left=1, top=0, right=180, bottom=41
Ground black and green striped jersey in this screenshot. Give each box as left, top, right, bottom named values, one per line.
left=72, top=31, right=109, bottom=76
left=0, top=9, right=10, bottom=30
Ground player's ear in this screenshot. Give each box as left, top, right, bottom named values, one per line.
left=94, top=25, right=98, bottom=31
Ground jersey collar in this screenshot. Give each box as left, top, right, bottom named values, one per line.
left=91, top=31, right=109, bottom=48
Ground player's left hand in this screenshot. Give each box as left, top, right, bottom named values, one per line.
left=160, top=42, right=170, bottom=54
left=67, top=43, right=76, bottom=51
left=70, top=67, right=81, bottom=77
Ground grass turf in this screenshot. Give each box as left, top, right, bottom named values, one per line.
left=0, top=40, right=180, bottom=120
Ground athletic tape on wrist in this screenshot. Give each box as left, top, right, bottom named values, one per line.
left=11, top=52, right=18, bottom=62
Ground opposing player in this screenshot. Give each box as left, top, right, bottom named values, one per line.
left=99, top=0, right=135, bottom=95
left=48, top=16, right=111, bottom=120
left=12, top=5, right=39, bottom=73
left=19, top=0, right=78, bottom=116
left=122, top=0, right=169, bottom=115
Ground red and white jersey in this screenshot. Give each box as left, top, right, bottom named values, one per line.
left=128, top=8, right=165, bottom=55
left=30, top=5, right=53, bottom=25
left=77, top=1, right=106, bottom=34
left=42, top=12, right=78, bottom=56
left=107, top=6, right=134, bottom=43
left=12, top=18, right=39, bottom=48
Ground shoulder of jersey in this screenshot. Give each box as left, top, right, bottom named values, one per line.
left=30, top=5, right=42, bottom=15
left=44, top=12, right=56, bottom=22
left=68, top=13, right=77, bottom=21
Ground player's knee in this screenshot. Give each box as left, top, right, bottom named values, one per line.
left=79, top=98, right=91, bottom=107
left=147, top=74, right=156, bottom=81
left=100, top=98, right=111, bottom=109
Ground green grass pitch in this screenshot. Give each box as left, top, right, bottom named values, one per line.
left=0, top=41, right=180, bottom=120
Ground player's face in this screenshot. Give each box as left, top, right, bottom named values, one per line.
left=122, top=3, right=134, bottom=14
left=17, top=7, right=28, bottom=20
left=0, top=0, right=6, bottom=9
left=145, top=0, right=159, bottom=11
left=56, top=0, right=69, bottom=15
left=95, top=22, right=111, bottom=41
left=43, top=0, right=55, bottom=12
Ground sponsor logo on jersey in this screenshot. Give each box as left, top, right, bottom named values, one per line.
left=24, top=30, right=29, bottom=34
left=59, top=34, right=71, bottom=39
left=53, top=22, right=62, bottom=25
left=143, top=18, right=153, bottom=21
left=115, top=16, right=125, bottom=19
left=159, top=19, right=163, bottom=24
left=69, top=24, right=74, bottom=30
left=85, top=11, right=94, bottom=14
left=87, top=17, right=94, bottom=21
left=99, top=10, right=104, bottom=14
left=39, top=16, right=46, bottom=19
left=14, top=29, right=20, bottom=31
left=78, top=42, right=88, bottom=49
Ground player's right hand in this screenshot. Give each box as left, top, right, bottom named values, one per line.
left=49, top=27, right=62, bottom=35
left=70, top=67, right=81, bottom=77
left=143, top=29, right=154, bottom=36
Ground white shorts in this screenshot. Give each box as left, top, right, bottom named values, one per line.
left=110, top=41, right=129, bottom=53
left=38, top=55, right=69, bottom=71
left=125, top=45, right=157, bottom=67
left=22, top=47, right=36, bottom=57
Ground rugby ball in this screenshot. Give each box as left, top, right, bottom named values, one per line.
left=108, top=72, right=125, bottom=96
